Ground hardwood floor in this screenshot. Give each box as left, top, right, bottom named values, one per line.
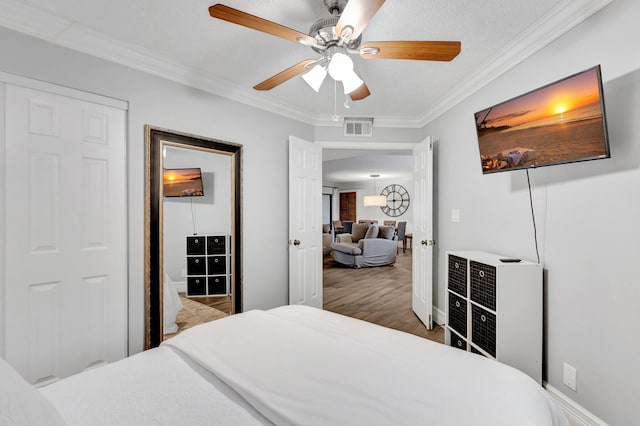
left=187, top=294, right=232, bottom=314
left=323, top=247, right=444, bottom=343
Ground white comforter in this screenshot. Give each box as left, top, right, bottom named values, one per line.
left=164, top=305, right=568, bottom=426
left=40, top=344, right=271, bottom=425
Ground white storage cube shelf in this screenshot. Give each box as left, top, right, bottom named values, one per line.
left=444, top=251, right=542, bottom=384
left=185, top=234, right=232, bottom=297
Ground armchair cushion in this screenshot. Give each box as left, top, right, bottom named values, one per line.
left=330, top=242, right=362, bottom=256
left=336, top=234, right=352, bottom=243
left=351, top=223, right=370, bottom=241
left=378, top=225, right=395, bottom=240
left=364, top=224, right=379, bottom=239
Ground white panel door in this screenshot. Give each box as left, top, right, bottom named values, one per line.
left=288, top=136, right=322, bottom=308
left=3, top=84, right=127, bottom=385
left=412, top=137, right=434, bottom=329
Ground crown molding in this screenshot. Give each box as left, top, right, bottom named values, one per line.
left=417, top=0, right=615, bottom=127
left=0, top=0, right=319, bottom=125
left=316, top=141, right=417, bottom=150
left=0, top=0, right=613, bottom=129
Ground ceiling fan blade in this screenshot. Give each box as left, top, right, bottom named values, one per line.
left=336, top=0, right=386, bottom=41
left=209, top=4, right=317, bottom=46
left=349, top=82, right=371, bottom=101
left=360, top=41, right=461, bottom=61
left=253, top=60, right=317, bottom=91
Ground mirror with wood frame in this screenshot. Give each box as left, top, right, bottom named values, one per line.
left=144, top=126, right=242, bottom=349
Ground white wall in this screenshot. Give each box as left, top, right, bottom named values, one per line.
left=163, top=146, right=231, bottom=286
left=315, top=123, right=423, bottom=143
left=337, top=176, right=414, bottom=232
left=0, top=26, right=314, bottom=354
left=424, top=0, right=639, bottom=423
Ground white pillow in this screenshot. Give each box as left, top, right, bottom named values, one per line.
left=0, top=357, right=67, bottom=425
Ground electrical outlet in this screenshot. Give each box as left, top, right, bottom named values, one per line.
left=563, top=362, right=577, bottom=392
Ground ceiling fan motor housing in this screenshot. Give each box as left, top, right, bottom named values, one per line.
left=309, top=15, right=362, bottom=54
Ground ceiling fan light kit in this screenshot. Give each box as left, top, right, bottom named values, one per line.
left=341, top=71, right=364, bottom=94
left=301, top=64, right=328, bottom=92
left=208, top=1, right=461, bottom=102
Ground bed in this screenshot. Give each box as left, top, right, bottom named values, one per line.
left=1, top=305, right=569, bottom=426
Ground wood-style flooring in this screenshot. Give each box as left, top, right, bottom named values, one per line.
left=189, top=294, right=232, bottom=314
left=323, top=247, right=444, bottom=343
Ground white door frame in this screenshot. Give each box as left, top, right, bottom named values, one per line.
left=0, top=71, right=128, bottom=359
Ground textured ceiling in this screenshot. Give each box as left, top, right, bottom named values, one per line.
left=10, top=0, right=567, bottom=124
left=2, top=0, right=609, bottom=182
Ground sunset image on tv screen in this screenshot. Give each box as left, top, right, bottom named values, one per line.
left=163, top=168, right=204, bottom=197
left=475, top=66, right=609, bottom=173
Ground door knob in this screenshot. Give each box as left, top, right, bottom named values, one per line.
left=293, top=239, right=301, bottom=246
left=421, top=240, right=436, bottom=246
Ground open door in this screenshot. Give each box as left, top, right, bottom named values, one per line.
left=288, top=136, right=322, bottom=308
left=412, top=137, right=434, bottom=329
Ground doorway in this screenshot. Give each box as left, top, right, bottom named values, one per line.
left=319, top=141, right=440, bottom=340
left=339, top=191, right=356, bottom=222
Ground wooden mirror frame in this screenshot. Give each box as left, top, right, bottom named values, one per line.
left=144, top=125, right=242, bottom=349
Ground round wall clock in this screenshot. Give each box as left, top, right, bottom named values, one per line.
left=380, top=184, right=410, bottom=217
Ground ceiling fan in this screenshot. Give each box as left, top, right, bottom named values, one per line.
left=209, top=0, right=461, bottom=101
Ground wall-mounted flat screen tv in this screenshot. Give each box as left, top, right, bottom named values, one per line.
left=474, top=65, right=610, bottom=174
left=163, top=168, right=204, bottom=197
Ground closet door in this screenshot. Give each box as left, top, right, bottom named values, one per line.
left=3, top=83, right=127, bottom=385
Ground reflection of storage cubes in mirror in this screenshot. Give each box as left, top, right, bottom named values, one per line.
left=207, top=255, right=226, bottom=275
left=186, top=236, right=206, bottom=255
left=207, top=235, right=226, bottom=254
left=186, top=234, right=231, bottom=297
left=187, top=256, right=206, bottom=275
left=187, top=277, right=206, bottom=296
left=208, top=276, right=226, bottom=295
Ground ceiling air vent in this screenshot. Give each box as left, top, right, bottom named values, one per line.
left=344, top=117, right=373, bottom=137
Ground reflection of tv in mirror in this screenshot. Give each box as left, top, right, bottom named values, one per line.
left=163, top=168, right=204, bottom=197
left=474, top=65, right=610, bottom=174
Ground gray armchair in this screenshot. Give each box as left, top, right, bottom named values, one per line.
left=330, top=223, right=397, bottom=268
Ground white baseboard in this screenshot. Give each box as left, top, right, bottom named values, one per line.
left=433, top=306, right=445, bottom=326
left=544, top=383, right=608, bottom=426
left=173, top=280, right=187, bottom=294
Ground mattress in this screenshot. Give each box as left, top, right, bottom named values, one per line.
left=38, top=305, right=568, bottom=426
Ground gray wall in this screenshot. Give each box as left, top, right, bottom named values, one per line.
left=424, top=0, right=639, bottom=423
left=1, top=0, right=638, bottom=421
left=336, top=176, right=414, bottom=232
left=0, top=27, right=314, bottom=354
left=163, top=147, right=232, bottom=287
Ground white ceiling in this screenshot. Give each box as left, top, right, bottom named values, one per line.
left=0, top=0, right=590, bottom=126
left=323, top=151, right=413, bottom=183
left=0, top=0, right=607, bottom=182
